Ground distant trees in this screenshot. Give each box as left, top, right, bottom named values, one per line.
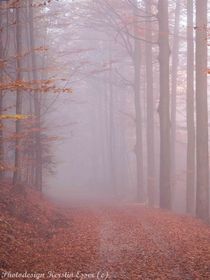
left=48, top=0, right=209, bottom=221
left=195, top=0, right=209, bottom=220
left=107, top=43, right=117, bottom=196
left=0, top=0, right=68, bottom=191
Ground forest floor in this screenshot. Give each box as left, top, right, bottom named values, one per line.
left=1, top=183, right=210, bottom=280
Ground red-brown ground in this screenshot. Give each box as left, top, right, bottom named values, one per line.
left=1, top=182, right=210, bottom=280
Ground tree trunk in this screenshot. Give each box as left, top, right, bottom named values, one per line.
left=195, top=0, right=209, bottom=220
left=29, top=0, right=42, bottom=191
left=133, top=2, right=144, bottom=202
left=13, top=6, right=22, bottom=185
left=107, top=42, right=117, bottom=197
left=158, top=0, right=171, bottom=209
left=186, top=0, right=195, bottom=215
left=171, top=0, right=180, bottom=198
left=0, top=14, right=4, bottom=180
left=145, top=0, right=155, bottom=206
left=0, top=79, right=3, bottom=180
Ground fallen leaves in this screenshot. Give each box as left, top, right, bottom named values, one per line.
left=1, top=184, right=210, bottom=279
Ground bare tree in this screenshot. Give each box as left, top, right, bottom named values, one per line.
left=195, top=0, right=209, bottom=220
left=28, top=0, right=43, bottom=191
left=186, top=0, right=195, bottom=215
left=133, top=1, right=144, bottom=202
left=107, top=42, right=117, bottom=196
left=158, top=0, right=171, bottom=209
left=171, top=0, right=181, bottom=196
left=145, top=0, right=155, bottom=206
left=13, top=4, right=23, bottom=185
left=0, top=12, right=4, bottom=179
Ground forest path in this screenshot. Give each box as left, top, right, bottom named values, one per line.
left=0, top=184, right=210, bottom=280
left=2, top=187, right=210, bottom=280
left=91, top=204, right=210, bottom=279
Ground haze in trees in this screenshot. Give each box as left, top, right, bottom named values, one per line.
left=0, top=0, right=210, bottom=279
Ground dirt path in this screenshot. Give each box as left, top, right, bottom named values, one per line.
left=2, top=195, right=210, bottom=280
left=94, top=205, right=210, bottom=279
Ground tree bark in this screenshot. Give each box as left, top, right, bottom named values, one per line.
left=0, top=13, right=4, bottom=179
left=29, top=0, right=42, bottom=191
left=186, top=0, right=195, bottom=215
left=171, top=0, right=180, bottom=197
left=107, top=42, right=117, bottom=197
left=145, top=0, right=155, bottom=206
left=158, top=0, right=171, bottom=209
left=13, top=6, right=22, bottom=185
left=133, top=1, right=144, bottom=202
left=195, top=0, right=209, bottom=220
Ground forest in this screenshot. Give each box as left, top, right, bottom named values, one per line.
left=0, top=0, right=210, bottom=279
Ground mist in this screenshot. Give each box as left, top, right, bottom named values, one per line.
left=1, top=0, right=210, bottom=279
left=42, top=0, right=205, bottom=215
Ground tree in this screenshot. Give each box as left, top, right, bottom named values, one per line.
left=170, top=0, right=181, bottom=197
left=13, top=4, right=23, bottom=185
left=133, top=0, right=145, bottom=202
left=107, top=41, right=117, bottom=196
left=0, top=11, right=4, bottom=179
left=195, top=0, right=209, bottom=220
left=145, top=0, right=155, bottom=206
left=28, top=0, right=43, bottom=191
left=186, top=0, right=195, bottom=215
left=158, top=0, right=171, bottom=209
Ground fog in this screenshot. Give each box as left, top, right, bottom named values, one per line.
left=41, top=0, right=207, bottom=215
left=1, top=0, right=210, bottom=278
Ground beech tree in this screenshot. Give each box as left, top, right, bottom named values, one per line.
left=28, top=0, right=43, bottom=191
left=186, top=0, right=195, bottom=215
left=0, top=12, right=4, bottom=179
left=133, top=0, right=144, bottom=202
left=158, top=0, right=171, bottom=209
left=13, top=4, right=23, bottom=185
left=0, top=0, right=69, bottom=190
left=145, top=0, right=155, bottom=206
left=195, top=0, right=209, bottom=220
left=170, top=0, right=181, bottom=196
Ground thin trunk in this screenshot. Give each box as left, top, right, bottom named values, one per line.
left=13, top=6, right=22, bottom=185
left=145, top=0, right=155, bottom=206
left=186, top=0, right=195, bottom=215
left=29, top=0, right=42, bottom=191
left=133, top=4, right=144, bottom=202
left=171, top=0, right=180, bottom=197
left=195, top=0, right=209, bottom=220
left=26, top=7, right=35, bottom=187
left=108, top=43, right=117, bottom=196
left=158, top=0, right=171, bottom=209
